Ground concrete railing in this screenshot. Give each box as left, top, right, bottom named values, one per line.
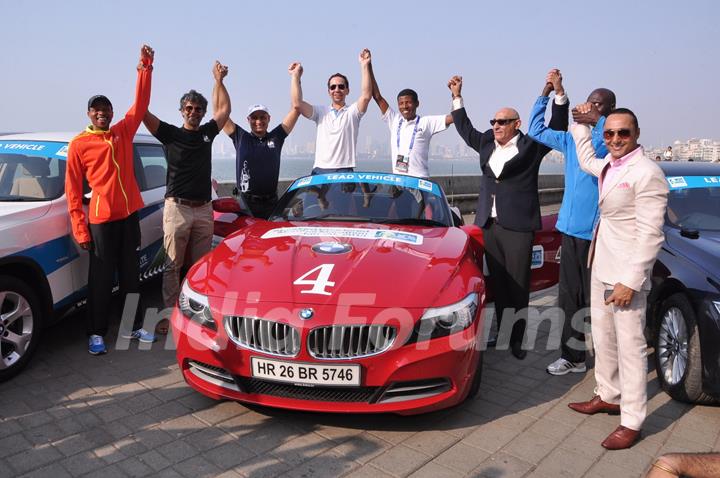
left=216, top=174, right=564, bottom=215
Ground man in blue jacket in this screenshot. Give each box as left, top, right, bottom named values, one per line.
left=527, top=69, right=615, bottom=375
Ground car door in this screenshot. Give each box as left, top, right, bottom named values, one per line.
left=133, top=142, right=167, bottom=280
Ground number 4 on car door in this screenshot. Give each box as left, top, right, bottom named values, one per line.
left=294, top=264, right=335, bottom=295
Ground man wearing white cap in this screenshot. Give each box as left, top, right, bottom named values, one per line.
left=223, top=100, right=300, bottom=218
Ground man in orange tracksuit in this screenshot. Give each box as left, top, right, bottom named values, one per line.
left=65, top=44, right=156, bottom=355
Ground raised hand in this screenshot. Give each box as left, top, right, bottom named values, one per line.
left=359, top=48, right=371, bottom=66
left=572, top=101, right=601, bottom=125
left=546, top=68, right=564, bottom=95
left=139, top=44, right=154, bottom=69
left=448, top=75, right=463, bottom=97
left=288, top=62, right=303, bottom=78
left=541, top=68, right=562, bottom=97
left=213, top=61, right=229, bottom=81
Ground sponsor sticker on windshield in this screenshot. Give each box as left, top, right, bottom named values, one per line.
left=262, top=226, right=424, bottom=245
left=289, top=173, right=441, bottom=196
left=667, top=176, right=720, bottom=190
left=667, top=177, right=688, bottom=188
left=417, top=179, right=433, bottom=191
left=295, top=176, right=312, bottom=188
left=0, top=141, right=69, bottom=159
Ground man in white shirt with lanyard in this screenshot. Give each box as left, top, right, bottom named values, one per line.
left=370, top=66, right=453, bottom=178
left=290, top=49, right=373, bottom=175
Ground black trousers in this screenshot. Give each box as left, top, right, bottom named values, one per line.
left=558, top=233, right=592, bottom=363
left=244, top=193, right=279, bottom=219
left=87, top=213, right=143, bottom=336
left=483, top=221, right=534, bottom=347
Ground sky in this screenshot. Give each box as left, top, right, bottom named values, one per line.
left=3, top=0, right=719, bottom=154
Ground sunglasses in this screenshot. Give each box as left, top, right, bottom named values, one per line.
left=603, top=129, right=632, bottom=140
left=490, top=118, right=518, bottom=126
left=329, top=84, right=347, bottom=91
left=183, top=105, right=205, bottom=113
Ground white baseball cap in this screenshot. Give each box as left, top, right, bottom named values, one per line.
left=247, top=104, right=270, bottom=116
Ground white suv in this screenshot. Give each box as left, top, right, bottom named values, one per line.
left=0, top=132, right=168, bottom=380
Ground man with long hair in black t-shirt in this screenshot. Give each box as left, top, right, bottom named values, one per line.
left=143, top=61, right=231, bottom=333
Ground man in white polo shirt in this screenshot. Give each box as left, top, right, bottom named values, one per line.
left=370, top=67, right=452, bottom=178
left=290, top=49, right=373, bottom=174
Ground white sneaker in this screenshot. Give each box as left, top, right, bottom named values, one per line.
left=546, top=358, right=586, bottom=376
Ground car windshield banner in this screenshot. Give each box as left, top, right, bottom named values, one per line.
left=262, top=226, right=424, bottom=245
left=0, top=141, right=68, bottom=160
left=667, top=176, right=720, bottom=190
left=289, top=173, right=442, bottom=197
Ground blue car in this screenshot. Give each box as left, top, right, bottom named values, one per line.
left=649, top=162, right=720, bottom=404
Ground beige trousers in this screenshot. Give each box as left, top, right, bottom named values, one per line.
left=590, top=276, right=648, bottom=430
left=162, top=200, right=213, bottom=308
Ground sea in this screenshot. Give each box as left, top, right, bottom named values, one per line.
left=212, top=156, right=565, bottom=182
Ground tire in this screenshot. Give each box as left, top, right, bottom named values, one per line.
left=654, top=293, right=715, bottom=404
left=0, top=275, right=44, bottom=382
left=466, top=351, right=484, bottom=400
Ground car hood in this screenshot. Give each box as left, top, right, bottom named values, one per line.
left=665, top=228, right=720, bottom=280
left=0, top=202, right=51, bottom=230
left=194, top=221, right=472, bottom=308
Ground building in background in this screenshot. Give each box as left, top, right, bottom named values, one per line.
left=646, top=138, right=720, bottom=162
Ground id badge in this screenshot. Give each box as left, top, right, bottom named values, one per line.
left=395, top=155, right=409, bottom=173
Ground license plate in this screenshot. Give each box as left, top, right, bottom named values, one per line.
left=251, top=357, right=360, bottom=387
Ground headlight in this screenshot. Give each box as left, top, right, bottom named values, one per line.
left=178, top=280, right=216, bottom=330
left=712, top=301, right=720, bottom=317
left=407, top=293, right=479, bottom=343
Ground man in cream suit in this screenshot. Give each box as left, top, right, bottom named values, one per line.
left=567, top=107, right=668, bottom=450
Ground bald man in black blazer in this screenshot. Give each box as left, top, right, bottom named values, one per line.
left=448, top=75, right=568, bottom=359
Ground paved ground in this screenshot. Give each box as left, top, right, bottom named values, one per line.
left=1, top=282, right=718, bottom=478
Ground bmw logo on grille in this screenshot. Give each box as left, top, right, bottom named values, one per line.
left=299, top=308, right=314, bottom=320
left=312, top=242, right=352, bottom=254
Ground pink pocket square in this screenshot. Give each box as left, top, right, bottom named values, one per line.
left=617, top=182, right=631, bottom=189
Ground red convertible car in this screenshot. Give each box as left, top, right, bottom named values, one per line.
left=172, top=173, right=559, bottom=415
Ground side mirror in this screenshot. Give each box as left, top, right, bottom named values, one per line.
left=450, top=206, right=464, bottom=227
left=212, top=197, right=244, bottom=214
left=680, top=228, right=700, bottom=239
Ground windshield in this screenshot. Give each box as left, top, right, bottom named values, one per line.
left=0, top=153, right=66, bottom=201
left=666, top=176, right=720, bottom=231
left=0, top=140, right=68, bottom=201
left=271, top=173, right=453, bottom=227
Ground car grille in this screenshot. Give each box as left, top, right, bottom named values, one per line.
left=307, top=325, right=397, bottom=359
left=237, top=378, right=379, bottom=402
left=224, top=316, right=301, bottom=357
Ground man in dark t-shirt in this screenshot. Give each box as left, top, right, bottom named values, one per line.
left=223, top=99, right=300, bottom=218
left=143, top=61, right=231, bottom=316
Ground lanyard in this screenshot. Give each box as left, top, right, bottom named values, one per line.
left=396, top=115, right=421, bottom=155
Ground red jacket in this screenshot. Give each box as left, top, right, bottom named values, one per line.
left=65, top=63, right=152, bottom=244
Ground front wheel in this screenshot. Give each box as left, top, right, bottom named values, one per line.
left=654, top=293, right=714, bottom=404
left=0, top=275, right=44, bottom=382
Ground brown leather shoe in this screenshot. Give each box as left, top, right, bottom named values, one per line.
left=568, top=395, right=620, bottom=415
left=601, top=425, right=640, bottom=450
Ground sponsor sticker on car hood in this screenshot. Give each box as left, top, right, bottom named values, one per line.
left=262, top=226, right=423, bottom=245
